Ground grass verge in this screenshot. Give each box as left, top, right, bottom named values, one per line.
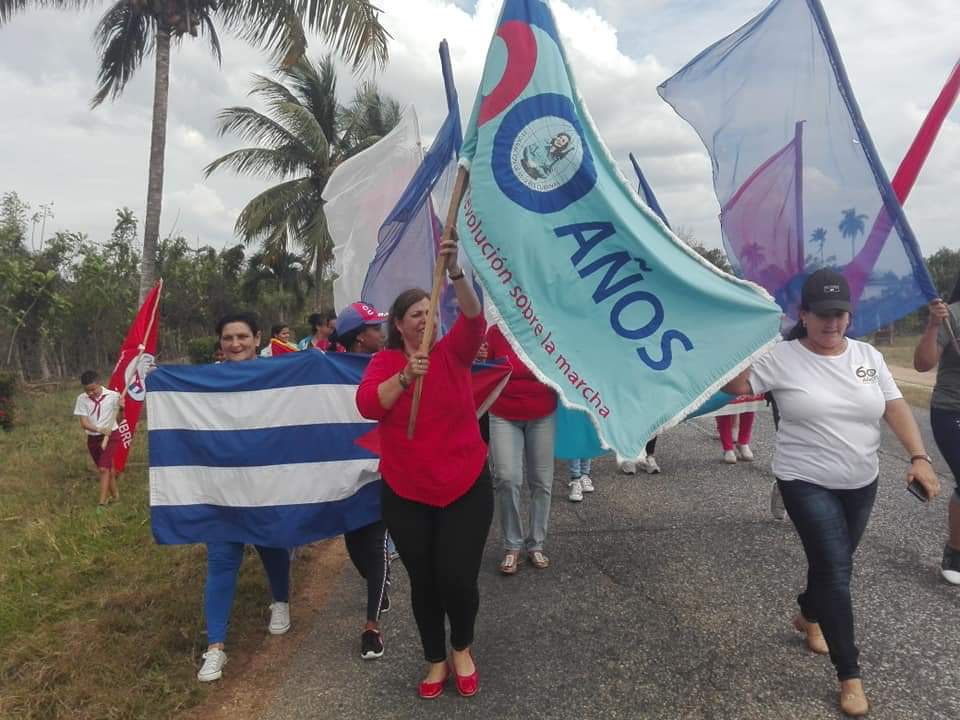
left=0, top=385, right=338, bottom=719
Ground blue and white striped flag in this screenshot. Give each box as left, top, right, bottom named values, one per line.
left=146, top=352, right=381, bottom=547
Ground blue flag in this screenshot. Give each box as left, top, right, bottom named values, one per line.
left=147, top=352, right=381, bottom=546
left=456, top=0, right=782, bottom=460
left=658, top=0, right=937, bottom=336
left=362, top=42, right=463, bottom=332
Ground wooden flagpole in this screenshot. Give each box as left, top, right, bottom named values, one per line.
left=407, top=168, right=469, bottom=439
left=101, top=278, right=163, bottom=449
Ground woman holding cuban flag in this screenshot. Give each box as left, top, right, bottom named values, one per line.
left=196, top=312, right=292, bottom=683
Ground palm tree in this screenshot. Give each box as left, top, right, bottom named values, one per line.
left=204, top=55, right=401, bottom=309
left=740, top=241, right=766, bottom=274
left=810, top=227, right=827, bottom=265
left=240, top=249, right=312, bottom=322
left=338, top=81, right=402, bottom=159
left=838, top=208, right=868, bottom=261
left=0, top=0, right=389, bottom=303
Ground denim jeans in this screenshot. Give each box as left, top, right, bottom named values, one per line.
left=569, top=457, right=592, bottom=478
left=204, top=543, right=290, bottom=644
left=778, top=477, right=878, bottom=680
left=489, top=413, right=556, bottom=552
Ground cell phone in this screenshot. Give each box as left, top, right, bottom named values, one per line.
left=907, top=479, right=929, bottom=502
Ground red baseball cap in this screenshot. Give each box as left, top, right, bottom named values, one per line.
left=335, top=302, right=388, bottom=336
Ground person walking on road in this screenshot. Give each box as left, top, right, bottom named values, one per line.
left=913, top=274, right=960, bottom=585
left=485, top=324, right=557, bottom=575
left=356, top=231, right=492, bottom=700
left=724, top=269, right=940, bottom=717
left=331, top=301, right=393, bottom=660
left=197, top=313, right=292, bottom=683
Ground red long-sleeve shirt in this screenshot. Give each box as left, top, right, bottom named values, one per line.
left=485, top=325, right=556, bottom=421
left=356, top=313, right=487, bottom=507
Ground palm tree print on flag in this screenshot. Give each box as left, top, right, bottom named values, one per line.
left=838, top=208, right=868, bottom=260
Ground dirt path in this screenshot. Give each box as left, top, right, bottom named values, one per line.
left=179, top=539, right=348, bottom=720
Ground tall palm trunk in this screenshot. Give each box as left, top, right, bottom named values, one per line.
left=139, top=25, right=171, bottom=303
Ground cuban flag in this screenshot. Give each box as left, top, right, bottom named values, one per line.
left=147, top=352, right=380, bottom=547
left=457, top=0, right=782, bottom=461
left=147, top=352, right=511, bottom=546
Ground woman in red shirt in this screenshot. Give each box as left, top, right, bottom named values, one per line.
left=485, top=325, right=557, bottom=574
left=356, top=233, right=490, bottom=700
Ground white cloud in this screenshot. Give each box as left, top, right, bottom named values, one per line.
left=0, top=0, right=957, bottom=260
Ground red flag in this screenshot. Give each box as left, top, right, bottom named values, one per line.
left=106, top=280, right=162, bottom=473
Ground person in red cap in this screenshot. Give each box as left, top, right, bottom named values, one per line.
left=331, top=302, right=389, bottom=354
left=356, top=231, right=490, bottom=700
left=724, top=268, right=939, bottom=717
left=330, top=301, right=392, bottom=660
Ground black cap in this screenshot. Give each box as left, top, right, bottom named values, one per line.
left=801, top=269, right=850, bottom=313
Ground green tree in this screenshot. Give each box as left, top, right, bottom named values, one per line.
left=838, top=208, right=868, bottom=260
left=205, top=55, right=401, bottom=310
left=810, top=227, right=827, bottom=265
left=925, top=247, right=960, bottom=300
left=0, top=0, right=389, bottom=305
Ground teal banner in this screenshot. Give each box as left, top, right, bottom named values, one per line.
left=457, top=0, right=782, bottom=460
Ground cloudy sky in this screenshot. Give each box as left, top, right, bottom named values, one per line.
left=0, top=0, right=957, bottom=256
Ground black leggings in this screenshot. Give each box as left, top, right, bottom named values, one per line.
left=381, top=468, right=494, bottom=663
left=343, top=520, right=389, bottom=622
left=931, top=406, right=960, bottom=499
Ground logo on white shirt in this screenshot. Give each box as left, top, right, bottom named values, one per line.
left=855, top=366, right=878, bottom=384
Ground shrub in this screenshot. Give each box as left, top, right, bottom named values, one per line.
left=186, top=337, right=218, bottom=365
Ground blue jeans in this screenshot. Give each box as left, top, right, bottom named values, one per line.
left=778, top=478, right=878, bottom=680
left=489, top=413, right=556, bottom=552
left=569, top=457, right=592, bottom=478
left=204, top=543, right=290, bottom=645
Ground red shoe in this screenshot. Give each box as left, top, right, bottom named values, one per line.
left=449, top=650, right=480, bottom=698
left=418, top=665, right=449, bottom=700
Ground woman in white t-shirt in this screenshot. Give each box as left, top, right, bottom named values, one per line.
left=724, top=269, right=939, bottom=718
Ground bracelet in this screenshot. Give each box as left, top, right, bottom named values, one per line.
left=910, top=454, right=932, bottom=465
left=397, top=370, right=411, bottom=389
left=448, top=269, right=465, bottom=281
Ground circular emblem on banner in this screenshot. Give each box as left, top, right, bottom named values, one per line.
left=492, top=93, right=596, bottom=214
left=124, top=353, right=154, bottom=402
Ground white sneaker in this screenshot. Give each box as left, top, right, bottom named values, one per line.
left=737, top=444, right=754, bottom=462
left=645, top=456, right=661, bottom=474
left=769, top=481, right=787, bottom=520
left=268, top=601, right=290, bottom=635
left=568, top=479, right=583, bottom=502
left=197, top=648, right=227, bottom=682
left=723, top=449, right=738, bottom=464
left=580, top=474, right=595, bottom=493
left=618, top=460, right=637, bottom=475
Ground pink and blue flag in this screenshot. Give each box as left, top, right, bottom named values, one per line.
left=658, top=0, right=936, bottom=336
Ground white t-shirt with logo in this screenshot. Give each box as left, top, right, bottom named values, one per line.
left=749, top=339, right=902, bottom=490
left=73, top=388, right=121, bottom=436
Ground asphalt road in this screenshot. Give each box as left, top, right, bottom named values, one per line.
left=262, top=406, right=959, bottom=720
